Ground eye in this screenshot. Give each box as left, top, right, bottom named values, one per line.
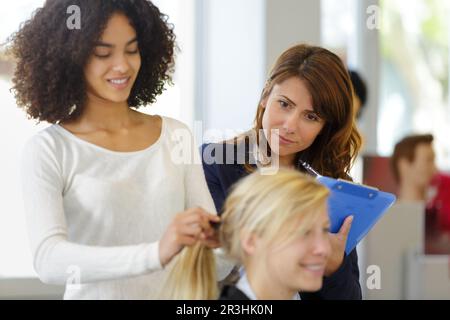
left=305, top=112, right=320, bottom=122
left=278, top=100, right=289, bottom=108
left=93, top=48, right=111, bottom=59
left=126, top=47, right=139, bottom=55
left=94, top=54, right=111, bottom=59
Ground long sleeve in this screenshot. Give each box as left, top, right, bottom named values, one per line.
left=300, top=249, right=362, bottom=300
left=21, top=135, right=163, bottom=286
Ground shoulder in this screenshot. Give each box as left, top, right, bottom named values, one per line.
left=201, top=141, right=251, bottom=166
left=201, top=142, right=250, bottom=190
left=219, top=285, right=250, bottom=300
left=21, top=125, right=66, bottom=172
left=160, top=116, right=191, bottom=133
left=23, top=125, right=65, bottom=155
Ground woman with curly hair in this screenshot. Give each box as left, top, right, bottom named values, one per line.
left=9, top=0, right=231, bottom=299
left=201, top=44, right=363, bottom=299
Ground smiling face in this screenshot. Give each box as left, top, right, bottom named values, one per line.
left=261, top=76, right=326, bottom=166
left=245, top=204, right=331, bottom=298
left=84, top=13, right=141, bottom=105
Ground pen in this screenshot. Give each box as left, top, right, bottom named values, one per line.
left=298, top=159, right=322, bottom=177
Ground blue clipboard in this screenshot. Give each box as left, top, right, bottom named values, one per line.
left=317, top=176, right=396, bottom=254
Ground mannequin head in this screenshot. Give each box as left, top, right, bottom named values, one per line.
left=391, top=134, right=437, bottom=201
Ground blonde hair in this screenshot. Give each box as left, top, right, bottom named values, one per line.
left=162, top=169, right=329, bottom=299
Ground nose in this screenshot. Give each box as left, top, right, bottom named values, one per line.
left=111, top=53, right=130, bottom=74
left=312, top=233, right=331, bottom=258
left=282, top=111, right=298, bottom=134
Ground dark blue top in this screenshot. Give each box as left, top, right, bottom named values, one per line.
left=201, top=142, right=362, bottom=300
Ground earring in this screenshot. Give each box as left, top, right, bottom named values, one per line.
left=68, top=104, right=77, bottom=115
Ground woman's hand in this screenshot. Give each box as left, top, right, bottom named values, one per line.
left=324, top=216, right=353, bottom=277
left=158, top=207, right=221, bottom=267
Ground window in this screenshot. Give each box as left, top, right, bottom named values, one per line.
left=321, top=0, right=359, bottom=67
left=379, top=0, right=450, bottom=170
left=0, top=0, right=47, bottom=279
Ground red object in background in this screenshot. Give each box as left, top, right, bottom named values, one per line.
left=362, top=155, right=398, bottom=195
left=427, top=173, right=450, bottom=232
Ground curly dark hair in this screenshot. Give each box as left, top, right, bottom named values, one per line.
left=7, top=0, right=176, bottom=123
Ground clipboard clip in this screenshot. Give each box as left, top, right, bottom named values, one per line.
left=299, top=159, right=380, bottom=193
left=336, top=178, right=380, bottom=192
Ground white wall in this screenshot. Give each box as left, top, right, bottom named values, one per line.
left=197, top=0, right=322, bottom=139
left=266, top=0, right=321, bottom=73
left=198, top=0, right=266, bottom=138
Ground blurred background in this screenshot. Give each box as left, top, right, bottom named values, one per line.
left=0, top=0, right=449, bottom=299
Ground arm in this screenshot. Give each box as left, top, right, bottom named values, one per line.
left=21, top=136, right=162, bottom=285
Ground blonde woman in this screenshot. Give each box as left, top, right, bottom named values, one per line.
left=163, top=169, right=331, bottom=300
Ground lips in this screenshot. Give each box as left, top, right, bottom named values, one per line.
left=299, top=263, right=326, bottom=276
left=276, top=133, right=296, bottom=145
left=107, top=76, right=131, bottom=90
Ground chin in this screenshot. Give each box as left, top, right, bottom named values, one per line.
left=105, top=93, right=131, bottom=103
left=274, top=150, right=300, bottom=163
left=298, top=279, right=323, bottom=292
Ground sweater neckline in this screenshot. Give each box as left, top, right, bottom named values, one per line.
left=53, top=116, right=166, bottom=156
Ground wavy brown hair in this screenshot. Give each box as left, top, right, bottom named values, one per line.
left=7, top=0, right=175, bottom=124
left=245, top=44, right=362, bottom=179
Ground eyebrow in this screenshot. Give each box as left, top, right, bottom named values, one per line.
left=279, top=95, right=316, bottom=112
left=95, top=37, right=138, bottom=48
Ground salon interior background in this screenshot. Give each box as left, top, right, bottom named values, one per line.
left=1, top=0, right=449, bottom=299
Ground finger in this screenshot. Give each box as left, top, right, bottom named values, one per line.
left=179, top=208, right=220, bottom=226
left=191, top=213, right=220, bottom=232
left=179, top=210, right=204, bottom=225
left=202, top=227, right=217, bottom=238
left=205, top=213, right=221, bottom=222
left=187, top=207, right=221, bottom=222
left=338, top=216, right=354, bottom=237
left=178, top=235, right=198, bottom=247
left=178, top=223, right=203, bottom=237
left=201, top=218, right=221, bottom=235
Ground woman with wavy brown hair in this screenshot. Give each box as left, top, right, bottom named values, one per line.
left=201, top=44, right=363, bottom=299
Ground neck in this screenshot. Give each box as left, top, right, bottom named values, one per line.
left=76, top=93, right=135, bottom=131
left=244, top=264, right=296, bottom=300
left=398, top=181, right=426, bottom=201
left=278, top=154, right=296, bottom=169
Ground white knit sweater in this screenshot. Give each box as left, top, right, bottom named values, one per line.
left=20, top=116, right=232, bottom=299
